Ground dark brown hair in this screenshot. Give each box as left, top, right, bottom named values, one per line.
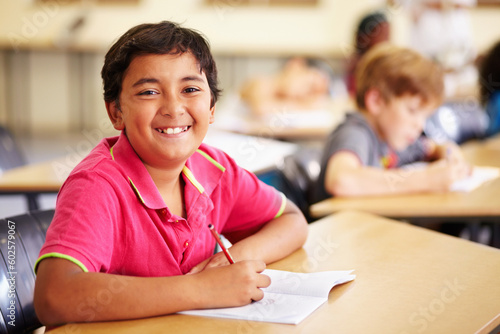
left=101, top=21, right=221, bottom=108
left=478, top=40, right=500, bottom=106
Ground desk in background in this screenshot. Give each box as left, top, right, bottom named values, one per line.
left=214, top=96, right=354, bottom=142
left=310, top=135, right=500, bottom=245
left=50, top=210, right=500, bottom=334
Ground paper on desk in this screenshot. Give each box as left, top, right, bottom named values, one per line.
left=449, top=166, right=500, bottom=192
left=179, top=269, right=355, bottom=325
left=402, top=163, right=500, bottom=192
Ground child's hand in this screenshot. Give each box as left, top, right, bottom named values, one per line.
left=194, top=260, right=271, bottom=307
left=187, top=250, right=235, bottom=275
left=427, top=158, right=471, bottom=192
left=435, top=141, right=466, bottom=163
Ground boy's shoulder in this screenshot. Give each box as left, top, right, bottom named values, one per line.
left=332, top=112, right=376, bottom=140
left=190, top=143, right=238, bottom=172
left=67, top=136, right=120, bottom=178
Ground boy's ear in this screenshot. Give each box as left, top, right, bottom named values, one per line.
left=106, top=101, right=125, bottom=131
left=364, top=88, right=384, bottom=116
left=209, top=105, right=215, bottom=124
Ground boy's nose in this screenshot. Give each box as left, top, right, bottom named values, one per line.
left=160, top=95, right=185, bottom=118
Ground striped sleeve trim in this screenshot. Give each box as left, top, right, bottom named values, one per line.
left=34, top=252, right=89, bottom=274
left=274, top=192, right=287, bottom=219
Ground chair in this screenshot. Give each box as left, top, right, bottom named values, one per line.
left=0, top=125, right=40, bottom=211
left=0, top=209, right=54, bottom=334
left=0, top=126, right=26, bottom=172
left=258, top=146, right=321, bottom=222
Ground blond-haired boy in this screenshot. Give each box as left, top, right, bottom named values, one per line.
left=314, top=43, right=470, bottom=201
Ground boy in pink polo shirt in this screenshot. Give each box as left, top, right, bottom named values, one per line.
left=34, top=21, right=308, bottom=326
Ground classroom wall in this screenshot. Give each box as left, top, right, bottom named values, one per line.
left=0, top=0, right=500, bottom=136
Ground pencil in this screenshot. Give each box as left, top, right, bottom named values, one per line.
left=208, top=224, right=235, bottom=264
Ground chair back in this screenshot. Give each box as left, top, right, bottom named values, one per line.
left=258, top=146, right=321, bottom=222
left=0, top=210, right=54, bottom=333
left=0, top=126, right=26, bottom=173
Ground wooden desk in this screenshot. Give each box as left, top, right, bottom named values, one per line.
left=49, top=211, right=500, bottom=334
left=214, top=97, right=353, bottom=141
left=480, top=134, right=500, bottom=151
left=0, top=130, right=297, bottom=195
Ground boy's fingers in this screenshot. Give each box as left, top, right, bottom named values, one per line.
left=251, top=288, right=265, bottom=302
left=257, top=273, right=271, bottom=288
left=251, top=260, right=267, bottom=273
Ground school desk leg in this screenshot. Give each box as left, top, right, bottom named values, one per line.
left=26, top=194, right=40, bottom=211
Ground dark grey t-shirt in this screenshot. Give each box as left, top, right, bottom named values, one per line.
left=313, top=112, right=429, bottom=202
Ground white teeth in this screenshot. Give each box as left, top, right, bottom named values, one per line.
left=157, top=126, right=188, bottom=134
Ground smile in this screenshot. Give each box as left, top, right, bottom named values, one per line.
left=155, top=126, right=190, bottom=134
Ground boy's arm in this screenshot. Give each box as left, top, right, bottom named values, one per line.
left=34, top=257, right=270, bottom=326
left=425, top=139, right=466, bottom=163
left=324, top=151, right=470, bottom=197
left=188, top=200, right=308, bottom=274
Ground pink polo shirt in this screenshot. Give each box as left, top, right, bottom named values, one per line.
left=36, top=132, right=285, bottom=276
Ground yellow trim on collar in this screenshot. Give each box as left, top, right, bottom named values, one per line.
left=110, top=147, right=145, bottom=204
left=182, top=166, right=205, bottom=194
left=196, top=149, right=226, bottom=172
left=129, top=177, right=146, bottom=204
left=274, top=192, right=287, bottom=219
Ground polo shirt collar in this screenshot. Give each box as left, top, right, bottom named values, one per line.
left=110, top=133, right=225, bottom=213
left=110, top=132, right=166, bottom=210
left=184, top=145, right=225, bottom=197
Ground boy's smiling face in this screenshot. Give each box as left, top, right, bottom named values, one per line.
left=107, top=52, right=214, bottom=169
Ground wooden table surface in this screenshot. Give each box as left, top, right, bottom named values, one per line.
left=50, top=211, right=500, bottom=334
left=214, top=97, right=354, bottom=141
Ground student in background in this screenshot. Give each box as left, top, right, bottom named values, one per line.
left=314, top=43, right=470, bottom=202
left=478, top=40, right=500, bottom=137
left=239, top=57, right=334, bottom=116
left=345, top=10, right=390, bottom=97
left=34, top=21, right=308, bottom=326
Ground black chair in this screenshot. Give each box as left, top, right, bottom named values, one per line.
left=0, top=126, right=26, bottom=171
left=0, top=209, right=54, bottom=334
left=0, top=125, right=40, bottom=211
left=258, top=146, right=321, bottom=222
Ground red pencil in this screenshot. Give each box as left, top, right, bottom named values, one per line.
left=208, top=224, right=235, bottom=264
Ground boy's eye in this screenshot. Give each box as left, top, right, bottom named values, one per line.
left=184, top=87, right=200, bottom=93
left=139, top=90, right=158, bottom=96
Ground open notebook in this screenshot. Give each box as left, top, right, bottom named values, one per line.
left=179, top=269, right=355, bottom=325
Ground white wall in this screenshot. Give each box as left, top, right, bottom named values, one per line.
left=1, top=0, right=500, bottom=135
left=0, top=0, right=388, bottom=55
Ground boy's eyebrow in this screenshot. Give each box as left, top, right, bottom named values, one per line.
left=132, top=78, right=159, bottom=87
left=132, top=75, right=205, bottom=87
left=180, top=75, right=205, bottom=83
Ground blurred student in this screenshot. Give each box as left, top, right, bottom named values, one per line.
left=478, top=40, right=500, bottom=137
left=345, top=10, right=390, bottom=97
left=239, top=57, right=334, bottom=116
left=314, top=43, right=470, bottom=202
left=34, top=21, right=308, bottom=326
